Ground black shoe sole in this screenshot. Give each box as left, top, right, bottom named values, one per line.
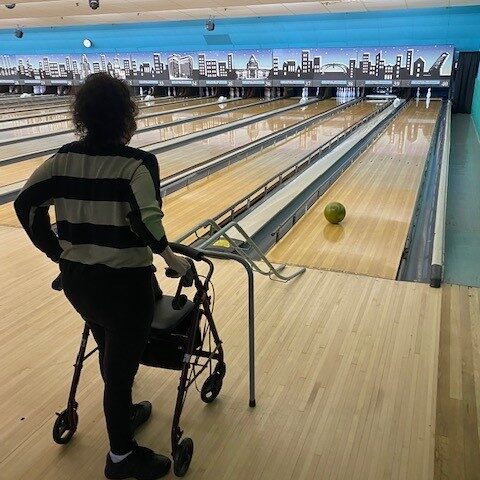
left=105, top=464, right=171, bottom=480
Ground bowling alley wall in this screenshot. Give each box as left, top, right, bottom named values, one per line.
left=473, top=71, right=480, bottom=135
left=0, top=5, right=478, bottom=89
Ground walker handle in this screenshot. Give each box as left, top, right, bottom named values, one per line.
left=169, top=243, right=204, bottom=261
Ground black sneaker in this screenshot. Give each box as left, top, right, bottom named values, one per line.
left=131, top=401, right=152, bottom=432
left=105, top=444, right=171, bottom=480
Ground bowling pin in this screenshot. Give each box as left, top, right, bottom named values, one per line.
left=426, top=87, right=431, bottom=109
left=167, top=87, right=171, bottom=97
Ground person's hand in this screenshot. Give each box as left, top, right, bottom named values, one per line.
left=161, top=246, right=190, bottom=277
left=166, top=254, right=190, bottom=278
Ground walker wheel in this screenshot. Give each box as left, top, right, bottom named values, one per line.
left=215, top=362, right=226, bottom=378
left=173, top=437, right=194, bottom=477
left=53, top=409, right=78, bottom=444
left=200, top=373, right=223, bottom=403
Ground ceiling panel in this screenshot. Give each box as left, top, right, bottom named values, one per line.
left=0, top=0, right=477, bottom=28
left=247, top=3, right=292, bottom=14
left=363, top=0, right=407, bottom=10
left=324, top=1, right=368, bottom=12
left=283, top=2, right=330, bottom=13
left=405, top=0, right=448, bottom=6
left=448, top=0, right=480, bottom=4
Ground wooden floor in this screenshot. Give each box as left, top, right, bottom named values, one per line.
left=0, top=101, right=71, bottom=119
left=0, top=96, right=231, bottom=163
left=128, top=97, right=288, bottom=148
left=434, top=284, right=480, bottom=480
left=269, top=100, right=441, bottom=280
left=0, top=98, right=253, bottom=141
left=0, top=224, right=450, bottom=480
left=0, top=95, right=178, bottom=122
left=0, top=111, right=71, bottom=130
left=152, top=98, right=337, bottom=177
left=0, top=97, right=263, bottom=189
left=0, top=99, right=333, bottom=229
left=160, top=101, right=379, bottom=241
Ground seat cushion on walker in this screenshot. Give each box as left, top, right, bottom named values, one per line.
left=150, top=295, right=195, bottom=333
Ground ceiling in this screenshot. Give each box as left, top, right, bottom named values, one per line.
left=0, top=0, right=478, bottom=29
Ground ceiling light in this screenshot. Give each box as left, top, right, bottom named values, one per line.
left=5, top=4, right=16, bottom=9
left=88, top=0, right=99, bottom=9
left=14, top=28, right=23, bottom=38
left=205, top=18, right=215, bottom=32
left=83, top=38, right=92, bottom=48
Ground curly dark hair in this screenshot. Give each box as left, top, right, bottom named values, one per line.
left=72, top=73, right=138, bottom=145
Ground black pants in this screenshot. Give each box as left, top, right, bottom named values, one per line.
left=60, top=260, right=159, bottom=454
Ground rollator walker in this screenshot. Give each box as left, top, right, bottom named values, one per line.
left=51, top=243, right=225, bottom=477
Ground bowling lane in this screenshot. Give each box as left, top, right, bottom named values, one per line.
left=0, top=101, right=377, bottom=230
left=0, top=98, right=254, bottom=142
left=0, top=99, right=279, bottom=186
left=0, top=105, right=73, bottom=122
left=0, top=99, right=72, bottom=116
left=0, top=98, right=255, bottom=162
left=0, top=111, right=72, bottom=130
left=0, top=96, right=69, bottom=109
left=0, top=95, right=191, bottom=129
left=129, top=98, right=295, bottom=147
left=0, top=95, right=181, bottom=122
left=160, top=100, right=381, bottom=241
left=268, top=100, right=442, bottom=279
left=155, top=98, right=338, bottom=179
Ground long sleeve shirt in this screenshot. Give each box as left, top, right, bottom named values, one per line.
left=14, top=141, right=168, bottom=270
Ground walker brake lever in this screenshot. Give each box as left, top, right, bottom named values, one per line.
left=165, top=263, right=194, bottom=310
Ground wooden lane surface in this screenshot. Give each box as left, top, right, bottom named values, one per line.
left=0, top=101, right=371, bottom=231
left=0, top=98, right=71, bottom=114
left=0, top=99, right=290, bottom=189
left=0, top=98, right=251, bottom=162
left=0, top=105, right=73, bottom=122
left=0, top=99, right=335, bottom=229
left=0, top=96, right=224, bottom=144
left=0, top=96, right=164, bottom=120
left=0, top=96, right=225, bottom=132
left=160, top=101, right=379, bottom=241
left=0, top=112, right=72, bottom=130
left=129, top=98, right=294, bottom=147
left=0, top=224, right=442, bottom=479
left=268, top=100, right=441, bottom=280
left=155, top=99, right=339, bottom=180
left=434, top=284, right=480, bottom=480
left=0, top=98, right=255, bottom=142
left=0, top=95, right=186, bottom=122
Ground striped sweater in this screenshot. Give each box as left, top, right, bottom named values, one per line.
left=14, top=141, right=168, bottom=270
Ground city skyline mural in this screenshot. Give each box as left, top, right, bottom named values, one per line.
left=0, top=45, right=454, bottom=87
left=273, top=48, right=358, bottom=81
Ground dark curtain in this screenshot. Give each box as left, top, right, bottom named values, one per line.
left=452, top=51, right=480, bottom=114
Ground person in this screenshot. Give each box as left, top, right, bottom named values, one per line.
left=14, top=73, right=190, bottom=480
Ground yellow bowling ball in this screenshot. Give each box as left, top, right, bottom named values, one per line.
left=324, top=202, right=346, bottom=224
